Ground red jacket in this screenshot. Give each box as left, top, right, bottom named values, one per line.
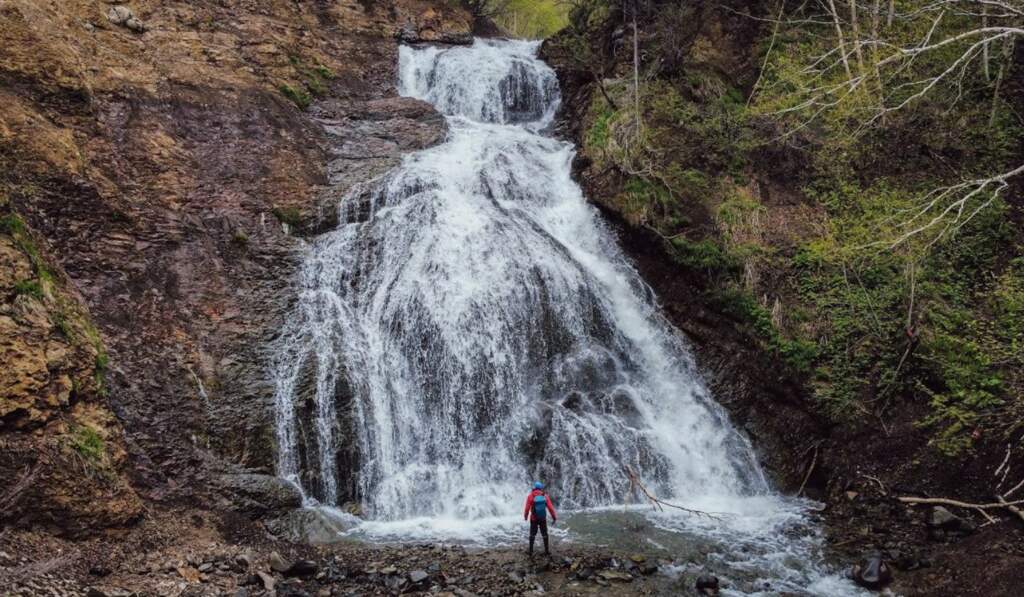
left=523, top=489, right=557, bottom=522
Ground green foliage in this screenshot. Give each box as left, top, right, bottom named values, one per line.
left=232, top=229, right=250, bottom=246
left=70, top=425, right=106, bottom=463
left=670, top=237, right=739, bottom=273
left=714, top=287, right=819, bottom=373
left=279, top=84, right=311, bottom=109
left=584, top=99, right=614, bottom=151
left=493, top=0, right=570, bottom=38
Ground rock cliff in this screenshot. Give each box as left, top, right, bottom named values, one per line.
left=1, top=0, right=470, bottom=533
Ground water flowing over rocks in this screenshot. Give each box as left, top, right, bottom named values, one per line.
left=273, top=39, right=767, bottom=522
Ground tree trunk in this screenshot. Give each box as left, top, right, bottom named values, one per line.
left=850, top=0, right=866, bottom=75
left=827, top=0, right=854, bottom=82
left=983, top=6, right=991, bottom=81
left=633, top=2, right=641, bottom=135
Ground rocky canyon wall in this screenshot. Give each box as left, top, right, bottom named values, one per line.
left=1, top=0, right=471, bottom=535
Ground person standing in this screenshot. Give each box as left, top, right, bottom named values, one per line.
left=523, top=481, right=557, bottom=556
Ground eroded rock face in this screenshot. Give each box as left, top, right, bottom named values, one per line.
left=0, top=211, right=142, bottom=535
left=0, top=0, right=469, bottom=532
left=212, top=473, right=303, bottom=517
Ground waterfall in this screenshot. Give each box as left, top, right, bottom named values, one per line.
left=271, top=38, right=867, bottom=596
left=273, top=37, right=768, bottom=519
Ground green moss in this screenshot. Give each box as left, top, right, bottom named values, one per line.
left=279, top=84, right=311, bottom=109
left=1, top=213, right=26, bottom=235
left=271, top=206, right=302, bottom=227
left=53, top=312, right=75, bottom=341
left=13, top=279, right=43, bottom=300
left=231, top=229, right=250, bottom=246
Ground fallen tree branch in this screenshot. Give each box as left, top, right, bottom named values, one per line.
left=861, top=474, right=889, bottom=495
left=898, top=495, right=1024, bottom=509
left=997, top=494, right=1024, bottom=524
left=2, top=553, right=78, bottom=587
left=0, top=462, right=41, bottom=511
left=798, top=445, right=819, bottom=496
left=1004, top=477, right=1024, bottom=498
left=625, top=466, right=722, bottom=520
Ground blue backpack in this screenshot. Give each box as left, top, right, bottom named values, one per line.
left=533, top=494, right=548, bottom=519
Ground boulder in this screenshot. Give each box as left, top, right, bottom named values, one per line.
left=926, top=506, right=975, bottom=539
left=696, top=574, right=720, bottom=595
left=269, top=551, right=291, bottom=574
left=927, top=506, right=960, bottom=529
left=409, top=569, right=431, bottom=589
left=234, top=553, right=253, bottom=572
left=849, top=554, right=893, bottom=590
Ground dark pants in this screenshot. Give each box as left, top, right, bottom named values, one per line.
left=529, top=519, right=549, bottom=555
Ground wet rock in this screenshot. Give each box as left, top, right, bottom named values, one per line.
left=409, top=569, right=431, bottom=588
left=269, top=551, right=291, bottom=574
left=849, top=554, right=893, bottom=590
left=284, top=560, right=319, bottom=578
left=696, top=574, right=720, bottom=595
left=640, top=562, right=659, bottom=575
left=597, top=570, right=633, bottom=582
left=234, top=553, right=253, bottom=572
left=256, top=571, right=276, bottom=592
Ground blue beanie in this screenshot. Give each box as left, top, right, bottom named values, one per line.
left=534, top=481, right=543, bottom=490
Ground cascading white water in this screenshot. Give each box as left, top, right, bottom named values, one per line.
left=273, top=38, right=865, bottom=596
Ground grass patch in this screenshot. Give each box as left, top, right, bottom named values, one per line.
left=13, top=279, right=43, bottom=300
left=70, top=425, right=106, bottom=463
left=279, top=84, right=311, bottom=109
